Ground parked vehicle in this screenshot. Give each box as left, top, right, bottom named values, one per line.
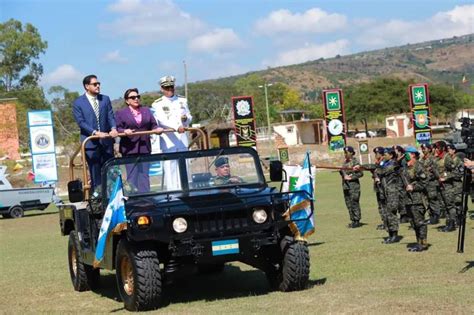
left=0, top=165, right=54, bottom=218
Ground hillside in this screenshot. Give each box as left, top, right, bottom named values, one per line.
left=198, top=34, right=473, bottom=100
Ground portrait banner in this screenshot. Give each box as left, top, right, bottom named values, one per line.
left=322, top=89, right=347, bottom=152
left=232, top=96, right=257, bottom=147
left=408, top=83, right=432, bottom=146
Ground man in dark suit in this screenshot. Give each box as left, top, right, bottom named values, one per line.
left=73, top=74, right=118, bottom=191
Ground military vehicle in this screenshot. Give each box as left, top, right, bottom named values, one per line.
left=58, top=129, right=313, bottom=311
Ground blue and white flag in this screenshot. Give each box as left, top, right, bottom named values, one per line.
left=286, top=152, right=315, bottom=239
left=93, top=177, right=127, bottom=268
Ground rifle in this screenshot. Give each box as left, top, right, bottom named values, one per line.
left=398, top=167, right=414, bottom=202
left=457, top=159, right=472, bottom=253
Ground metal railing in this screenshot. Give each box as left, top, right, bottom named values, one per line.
left=69, top=127, right=207, bottom=199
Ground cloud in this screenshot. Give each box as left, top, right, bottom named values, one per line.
left=265, top=39, right=350, bottom=67
left=357, top=4, right=474, bottom=48
left=42, top=64, right=83, bottom=85
left=255, top=8, right=347, bottom=36
left=102, top=50, right=128, bottom=63
left=101, top=0, right=205, bottom=45
left=188, top=28, right=244, bottom=54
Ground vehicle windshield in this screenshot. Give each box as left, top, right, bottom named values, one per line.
left=104, top=148, right=264, bottom=198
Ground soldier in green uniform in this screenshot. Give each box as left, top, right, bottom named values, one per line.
left=403, top=146, right=429, bottom=252
left=433, top=141, right=450, bottom=230
left=379, top=147, right=402, bottom=244
left=420, top=144, right=440, bottom=225
left=213, top=157, right=243, bottom=185
left=394, top=145, right=410, bottom=223
left=439, top=143, right=464, bottom=232
left=340, top=146, right=364, bottom=228
left=372, top=147, right=386, bottom=230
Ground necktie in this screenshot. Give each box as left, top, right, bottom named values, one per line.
left=92, top=98, right=100, bottom=131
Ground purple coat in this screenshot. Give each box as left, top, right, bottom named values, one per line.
left=115, top=106, right=159, bottom=155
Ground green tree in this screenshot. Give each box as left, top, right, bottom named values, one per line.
left=0, top=19, right=48, bottom=91
left=48, top=86, right=80, bottom=148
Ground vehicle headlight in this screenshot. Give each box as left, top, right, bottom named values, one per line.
left=172, top=217, right=188, bottom=233
left=252, top=209, right=268, bottom=224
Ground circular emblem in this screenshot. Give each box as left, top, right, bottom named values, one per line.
left=328, top=119, right=343, bottom=135
left=35, top=134, right=50, bottom=149
left=360, top=143, right=368, bottom=153
left=236, top=100, right=251, bottom=117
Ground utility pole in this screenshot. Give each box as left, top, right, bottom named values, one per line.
left=183, top=60, right=188, bottom=100
left=259, top=83, right=273, bottom=139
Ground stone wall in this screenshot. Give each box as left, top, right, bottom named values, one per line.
left=0, top=102, right=20, bottom=160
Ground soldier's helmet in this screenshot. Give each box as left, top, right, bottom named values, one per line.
left=373, top=146, right=385, bottom=155
left=159, top=75, right=176, bottom=87
left=343, top=146, right=355, bottom=155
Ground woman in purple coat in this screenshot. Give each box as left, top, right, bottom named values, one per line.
left=115, top=88, right=163, bottom=192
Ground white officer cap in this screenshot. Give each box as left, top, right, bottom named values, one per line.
left=159, top=75, right=175, bottom=87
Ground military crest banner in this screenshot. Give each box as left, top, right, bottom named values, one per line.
left=408, top=83, right=432, bottom=146
left=322, top=89, right=347, bottom=152
left=232, top=96, right=257, bottom=147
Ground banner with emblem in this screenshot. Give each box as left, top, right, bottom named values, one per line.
left=408, top=83, right=432, bottom=146
left=27, top=110, right=58, bottom=183
left=322, top=89, right=347, bottom=152
left=231, top=96, right=257, bottom=147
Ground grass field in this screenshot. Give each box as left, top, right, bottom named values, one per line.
left=1, top=171, right=473, bottom=314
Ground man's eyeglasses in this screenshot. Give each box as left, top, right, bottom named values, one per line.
left=127, top=95, right=141, bottom=100
left=89, top=82, right=101, bottom=87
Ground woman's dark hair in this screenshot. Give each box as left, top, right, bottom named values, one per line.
left=124, top=88, right=139, bottom=100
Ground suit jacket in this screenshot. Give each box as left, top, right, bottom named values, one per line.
left=115, top=106, right=159, bottom=155
left=72, top=93, right=116, bottom=149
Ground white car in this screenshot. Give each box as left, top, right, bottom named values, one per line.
left=354, top=131, right=376, bottom=139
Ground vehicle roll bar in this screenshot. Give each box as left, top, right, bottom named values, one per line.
left=69, top=127, right=207, bottom=199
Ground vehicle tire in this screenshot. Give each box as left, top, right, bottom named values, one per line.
left=9, top=206, right=24, bottom=219
left=68, top=231, right=100, bottom=291
left=197, top=263, right=225, bottom=274
left=268, top=236, right=310, bottom=292
left=115, top=239, right=162, bottom=311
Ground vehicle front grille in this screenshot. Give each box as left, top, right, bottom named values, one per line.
left=192, top=210, right=251, bottom=234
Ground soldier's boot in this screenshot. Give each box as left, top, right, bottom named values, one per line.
left=376, top=223, right=385, bottom=230
left=351, top=220, right=362, bottom=228
left=382, top=231, right=393, bottom=244
left=441, top=220, right=456, bottom=232
left=384, top=231, right=399, bottom=244
left=408, top=239, right=422, bottom=252
left=429, top=214, right=439, bottom=225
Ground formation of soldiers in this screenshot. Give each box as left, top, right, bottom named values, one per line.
left=340, top=141, right=465, bottom=252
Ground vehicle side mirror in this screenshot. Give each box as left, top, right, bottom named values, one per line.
left=68, top=180, right=84, bottom=203
left=270, top=160, right=283, bottom=182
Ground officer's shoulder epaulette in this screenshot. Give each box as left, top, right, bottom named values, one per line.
left=152, top=96, right=163, bottom=104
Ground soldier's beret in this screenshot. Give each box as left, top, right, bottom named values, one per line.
left=405, top=146, right=419, bottom=154
left=373, top=146, right=385, bottom=155
left=384, top=147, right=395, bottom=155
left=215, top=157, right=229, bottom=167
left=343, top=146, right=355, bottom=154
left=159, top=75, right=175, bottom=87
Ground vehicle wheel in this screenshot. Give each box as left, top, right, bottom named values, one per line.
left=9, top=206, right=24, bottom=219
left=197, top=263, right=225, bottom=274
left=115, top=239, right=162, bottom=311
left=267, top=236, right=310, bottom=292
left=68, top=231, right=100, bottom=291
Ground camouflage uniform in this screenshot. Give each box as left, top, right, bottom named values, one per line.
left=442, top=154, right=464, bottom=230
left=379, top=159, right=401, bottom=236
left=341, top=156, right=364, bottom=225
left=396, top=157, right=409, bottom=222
left=433, top=154, right=448, bottom=220
left=214, top=175, right=242, bottom=185
left=420, top=153, right=440, bottom=224
left=404, top=159, right=429, bottom=250
left=371, top=159, right=386, bottom=229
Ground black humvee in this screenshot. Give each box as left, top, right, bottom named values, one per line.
left=59, top=143, right=313, bottom=311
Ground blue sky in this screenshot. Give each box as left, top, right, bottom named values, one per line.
left=3, top=0, right=473, bottom=100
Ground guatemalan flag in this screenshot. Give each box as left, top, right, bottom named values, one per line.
left=286, top=152, right=315, bottom=240
left=93, top=177, right=127, bottom=268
